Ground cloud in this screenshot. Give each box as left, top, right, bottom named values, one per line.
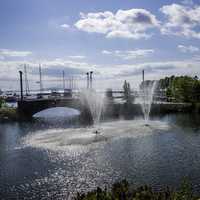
left=102, top=50, right=112, bottom=55
left=68, top=55, right=86, bottom=59
left=102, top=49, right=154, bottom=60
left=75, top=9, right=159, bottom=39
left=60, top=24, right=70, bottom=29
left=116, top=60, right=200, bottom=79
left=160, top=3, right=200, bottom=39
left=0, top=58, right=93, bottom=89
left=0, top=56, right=199, bottom=90
left=178, top=45, right=199, bottom=53
left=0, top=49, right=32, bottom=58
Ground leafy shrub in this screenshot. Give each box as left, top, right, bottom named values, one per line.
left=74, top=180, right=199, bottom=200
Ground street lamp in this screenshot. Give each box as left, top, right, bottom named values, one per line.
left=86, top=72, right=89, bottom=89
left=90, top=71, right=93, bottom=89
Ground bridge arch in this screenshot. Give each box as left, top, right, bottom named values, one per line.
left=17, top=98, right=82, bottom=118
left=33, top=107, right=81, bottom=119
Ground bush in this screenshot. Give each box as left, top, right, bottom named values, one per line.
left=0, top=107, right=18, bottom=121
left=74, top=180, right=199, bottom=200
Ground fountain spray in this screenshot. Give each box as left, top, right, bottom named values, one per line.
left=139, top=70, right=157, bottom=125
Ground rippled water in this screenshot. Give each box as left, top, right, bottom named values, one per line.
left=1, top=114, right=200, bottom=199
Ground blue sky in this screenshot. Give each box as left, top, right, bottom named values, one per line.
left=0, top=0, right=200, bottom=90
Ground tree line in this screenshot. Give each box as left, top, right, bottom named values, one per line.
left=159, top=75, right=200, bottom=103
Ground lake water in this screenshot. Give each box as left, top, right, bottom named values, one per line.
left=0, top=113, right=200, bottom=199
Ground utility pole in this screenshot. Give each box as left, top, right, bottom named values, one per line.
left=39, top=64, right=43, bottom=93
left=19, top=71, right=23, bottom=101
left=24, top=64, right=30, bottom=96
left=62, top=70, right=65, bottom=90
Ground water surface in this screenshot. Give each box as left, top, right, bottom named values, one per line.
left=0, top=113, right=200, bottom=199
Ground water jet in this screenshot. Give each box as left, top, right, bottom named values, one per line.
left=139, top=80, right=157, bottom=124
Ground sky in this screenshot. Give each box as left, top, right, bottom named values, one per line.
left=0, top=0, right=200, bottom=90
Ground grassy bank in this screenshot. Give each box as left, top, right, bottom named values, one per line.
left=75, top=180, right=199, bottom=200
left=0, top=107, right=18, bottom=122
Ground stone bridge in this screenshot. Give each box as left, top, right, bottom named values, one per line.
left=17, top=98, right=82, bottom=118
left=17, top=97, right=193, bottom=120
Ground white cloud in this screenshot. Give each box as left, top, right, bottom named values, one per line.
left=68, top=55, right=86, bottom=59
left=0, top=49, right=32, bottom=58
left=0, top=58, right=93, bottom=90
left=102, top=49, right=154, bottom=60
left=75, top=9, right=160, bottom=39
left=112, top=60, right=200, bottom=86
left=102, top=50, right=112, bottom=55
left=60, top=24, right=70, bottom=29
left=0, top=57, right=199, bottom=90
left=160, top=3, right=200, bottom=39
left=178, top=45, right=199, bottom=53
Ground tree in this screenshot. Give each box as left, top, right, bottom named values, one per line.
left=159, top=75, right=200, bottom=103
left=123, top=80, right=134, bottom=103
left=0, top=97, right=5, bottom=108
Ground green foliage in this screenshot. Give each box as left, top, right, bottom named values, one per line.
left=0, top=97, right=5, bottom=108
left=173, top=180, right=193, bottom=200
left=158, top=76, right=200, bottom=103
left=123, top=80, right=134, bottom=103
left=74, top=180, right=198, bottom=200
left=0, top=107, right=18, bottom=121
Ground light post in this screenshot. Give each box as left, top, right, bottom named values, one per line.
left=86, top=72, right=89, bottom=89
left=19, top=71, right=23, bottom=101
left=90, top=71, right=93, bottom=89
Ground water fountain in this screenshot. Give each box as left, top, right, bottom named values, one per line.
left=23, top=76, right=169, bottom=151
left=139, top=81, right=157, bottom=125
left=80, top=89, right=106, bottom=132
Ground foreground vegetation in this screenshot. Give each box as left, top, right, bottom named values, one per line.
left=0, top=107, right=18, bottom=121
left=0, top=97, right=18, bottom=121
left=75, top=180, right=199, bottom=200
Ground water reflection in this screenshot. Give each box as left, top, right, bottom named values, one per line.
left=0, top=114, right=200, bottom=199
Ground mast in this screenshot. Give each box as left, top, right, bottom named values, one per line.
left=24, top=64, right=30, bottom=96
left=62, top=70, right=65, bottom=90
left=39, top=64, right=43, bottom=93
